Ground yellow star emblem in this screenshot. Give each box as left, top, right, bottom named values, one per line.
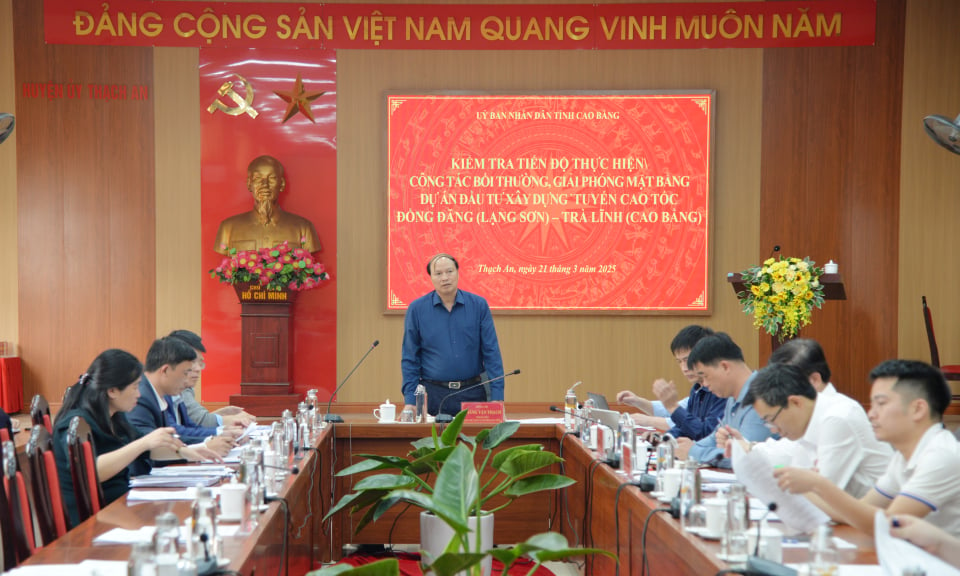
left=273, top=73, right=325, bottom=123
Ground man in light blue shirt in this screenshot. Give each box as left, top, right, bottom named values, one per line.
left=678, top=332, right=773, bottom=468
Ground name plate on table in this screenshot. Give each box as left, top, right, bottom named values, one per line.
left=461, top=402, right=505, bottom=424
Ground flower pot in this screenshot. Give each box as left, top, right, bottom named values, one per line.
left=420, top=511, right=494, bottom=576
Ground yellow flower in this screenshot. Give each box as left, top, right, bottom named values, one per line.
left=763, top=258, right=775, bottom=266
left=751, top=285, right=762, bottom=296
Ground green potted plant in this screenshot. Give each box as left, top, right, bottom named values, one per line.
left=313, top=410, right=612, bottom=576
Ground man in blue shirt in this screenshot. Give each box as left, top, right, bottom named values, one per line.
left=617, top=325, right=726, bottom=440
left=679, top=332, right=773, bottom=468
left=401, top=253, right=504, bottom=417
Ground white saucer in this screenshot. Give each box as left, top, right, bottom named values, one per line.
left=686, top=527, right=723, bottom=540
left=219, top=514, right=242, bottom=523
left=657, top=495, right=675, bottom=504
left=716, top=552, right=748, bottom=563
left=649, top=491, right=664, bottom=498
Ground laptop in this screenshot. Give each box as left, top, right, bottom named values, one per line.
left=587, top=392, right=610, bottom=410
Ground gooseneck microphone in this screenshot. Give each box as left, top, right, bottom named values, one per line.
left=548, top=405, right=604, bottom=427
left=324, top=340, right=379, bottom=423
left=262, top=463, right=300, bottom=475
left=434, top=369, right=521, bottom=423
left=753, top=502, right=778, bottom=556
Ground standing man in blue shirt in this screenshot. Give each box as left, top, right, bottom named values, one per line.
left=401, top=253, right=504, bottom=417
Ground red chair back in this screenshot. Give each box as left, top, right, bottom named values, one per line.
left=26, top=426, right=68, bottom=544
left=2, top=440, right=34, bottom=564
left=30, top=395, right=52, bottom=435
left=66, top=416, right=103, bottom=524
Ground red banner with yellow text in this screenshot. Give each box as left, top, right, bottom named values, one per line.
left=45, top=0, right=876, bottom=50
left=387, top=93, right=712, bottom=312
left=201, top=49, right=337, bottom=402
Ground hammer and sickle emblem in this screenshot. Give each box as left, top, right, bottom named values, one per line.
left=206, top=74, right=258, bottom=119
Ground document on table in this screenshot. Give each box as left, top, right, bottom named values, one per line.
left=874, top=510, right=960, bottom=575
left=94, top=526, right=156, bottom=544
left=129, top=475, right=219, bottom=488
left=149, top=465, right=233, bottom=476
left=730, top=441, right=830, bottom=533
left=5, top=560, right=127, bottom=576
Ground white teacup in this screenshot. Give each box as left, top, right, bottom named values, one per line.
left=374, top=401, right=396, bottom=423
left=704, top=497, right=728, bottom=535
left=220, top=482, right=247, bottom=521
left=660, top=468, right=683, bottom=498
left=747, top=525, right=783, bottom=563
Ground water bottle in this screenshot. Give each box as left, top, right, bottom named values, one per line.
left=128, top=540, right=156, bottom=576
left=297, top=401, right=310, bottom=452
left=581, top=397, right=596, bottom=448
left=678, top=461, right=700, bottom=531
left=415, top=384, right=427, bottom=423
left=282, top=409, right=297, bottom=463
left=154, top=512, right=181, bottom=576
left=190, top=486, right=218, bottom=560
left=564, top=382, right=580, bottom=431
left=809, top=524, right=838, bottom=576
left=618, top=413, right=634, bottom=476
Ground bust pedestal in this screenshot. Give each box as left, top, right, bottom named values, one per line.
left=228, top=283, right=301, bottom=416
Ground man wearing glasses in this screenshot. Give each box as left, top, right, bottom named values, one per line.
left=738, top=362, right=892, bottom=498
left=677, top=332, right=773, bottom=468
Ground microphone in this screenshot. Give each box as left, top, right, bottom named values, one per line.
left=262, top=463, right=300, bottom=475
left=325, top=340, right=379, bottom=423
left=435, top=369, right=521, bottom=423
left=753, top=502, right=778, bottom=556
left=770, top=244, right=781, bottom=258
left=548, top=405, right=604, bottom=426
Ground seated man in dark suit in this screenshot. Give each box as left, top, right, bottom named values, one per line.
left=127, top=337, right=237, bottom=474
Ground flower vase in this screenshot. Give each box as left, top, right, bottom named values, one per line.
left=420, top=511, right=494, bottom=576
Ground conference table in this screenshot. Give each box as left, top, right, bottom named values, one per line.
left=16, top=411, right=879, bottom=575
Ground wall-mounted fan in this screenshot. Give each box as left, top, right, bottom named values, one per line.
left=924, top=112, right=960, bottom=155
left=0, top=113, right=13, bottom=145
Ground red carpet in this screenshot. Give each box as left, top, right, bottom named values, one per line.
left=335, top=551, right=556, bottom=575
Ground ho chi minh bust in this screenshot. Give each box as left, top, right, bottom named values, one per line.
left=214, top=155, right=321, bottom=255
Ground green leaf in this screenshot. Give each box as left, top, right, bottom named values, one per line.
left=407, top=446, right=455, bottom=475
left=497, top=451, right=564, bottom=477
left=432, top=444, right=479, bottom=524
left=503, top=474, right=576, bottom=497
left=337, top=455, right=409, bottom=476
left=482, top=421, right=520, bottom=450
left=352, top=474, right=416, bottom=491
left=423, top=553, right=486, bottom=576
left=305, top=558, right=400, bottom=575
left=440, top=410, right=469, bottom=446
left=388, top=490, right=469, bottom=532
left=490, top=444, right=544, bottom=470
left=270, top=250, right=280, bottom=257
left=324, top=489, right=388, bottom=521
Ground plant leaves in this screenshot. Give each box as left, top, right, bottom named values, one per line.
left=352, top=474, right=417, bottom=491
left=324, top=489, right=388, bottom=521
left=305, top=557, right=400, bottom=575
left=336, top=455, right=409, bottom=476
left=503, top=474, right=576, bottom=497
left=496, top=450, right=564, bottom=477
left=388, top=490, right=469, bottom=533
left=423, top=553, right=486, bottom=576
left=482, top=420, right=520, bottom=450
left=490, top=444, right=544, bottom=470
left=406, top=446, right=455, bottom=476
left=439, top=410, right=469, bottom=446
left=432, top=443, right=478, bottom=525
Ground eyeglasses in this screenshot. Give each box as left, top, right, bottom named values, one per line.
left=762, top=405, right=785, bottom=429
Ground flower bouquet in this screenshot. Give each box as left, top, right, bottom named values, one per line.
left=736, top=256, right=825, bottom=341
left=209, top=241, right=329, bottom=292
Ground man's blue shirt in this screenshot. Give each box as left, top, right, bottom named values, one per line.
left=401, top=289, right=504, bottom=405
left=688, top=372, right=773, bottom=468
left=667, top=383, right=727, bottom=441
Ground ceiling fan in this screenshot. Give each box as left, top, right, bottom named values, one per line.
left=0, top=113, right=13, bottom=145
left=923, top=112, right=960, bottom=155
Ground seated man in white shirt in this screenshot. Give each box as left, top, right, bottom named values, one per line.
left=774, top=359, right=960, bottom=537
left=739, top=362, right=892, bottom=498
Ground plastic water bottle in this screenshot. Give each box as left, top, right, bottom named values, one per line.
left=564, top=382, right=580, bottom=431
left=809, top=524, right=838, bottom=576
left=618, top=413, right=634, bottom=475
left=415, top=384, right=427, bottom=423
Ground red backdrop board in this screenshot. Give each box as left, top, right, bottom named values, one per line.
left=200, top=49, right=337, bottom=402
left=387, top=93, right=712, bottom=312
